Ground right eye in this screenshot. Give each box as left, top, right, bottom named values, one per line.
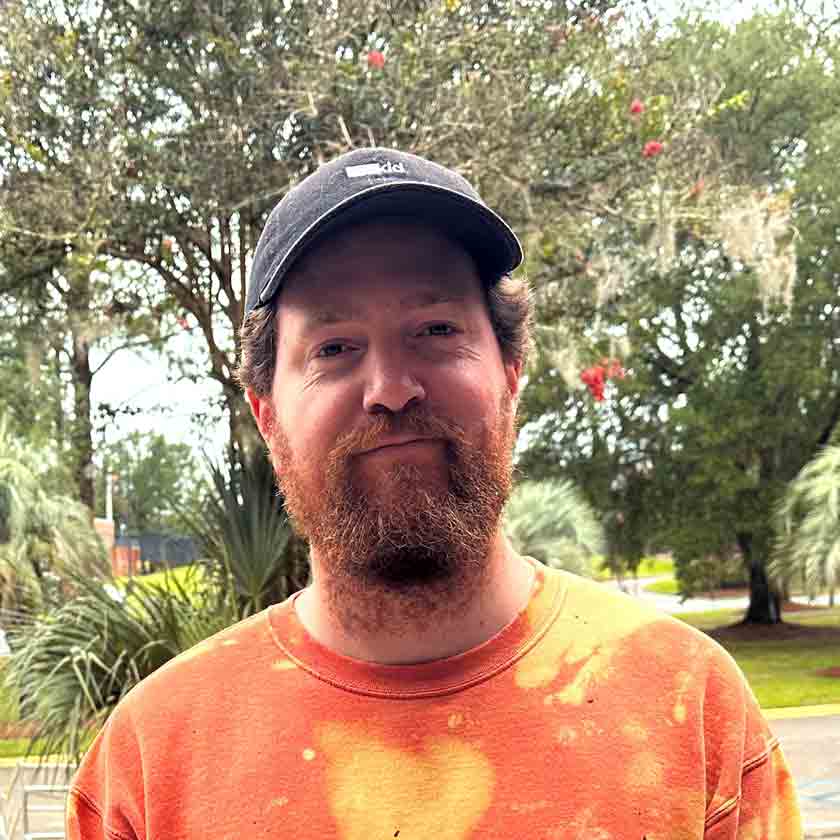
left=316, top=342, right=351, bottom=358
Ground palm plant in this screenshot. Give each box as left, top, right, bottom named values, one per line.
left=504, top=478, right=605, bottom=577
left=188, top=448, right=309, bottom=616
left=770, top=443, right=840, bottom=606
left=0, top=416, right=108, bottom=614
left=5, top=568, right=238, bottom=763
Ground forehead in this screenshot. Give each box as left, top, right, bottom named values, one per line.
left=278, top=219, right=484, bottom=313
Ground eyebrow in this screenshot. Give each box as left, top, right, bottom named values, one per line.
left=302, top=292, right=467, bottom=328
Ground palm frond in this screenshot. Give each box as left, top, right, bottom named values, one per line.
left=504, top=478, right=605, bottom=576
left=5, top=570, right=238, bottom=764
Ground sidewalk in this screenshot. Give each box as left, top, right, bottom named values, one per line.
left=606, top=574, right=836, bottom=614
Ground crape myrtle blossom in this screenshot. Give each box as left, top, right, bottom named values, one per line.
left=642, top=140, right=664, bottom=158
left=367, top=50, right=385, bottom=69
left=581, top=358, right=626, bottom=402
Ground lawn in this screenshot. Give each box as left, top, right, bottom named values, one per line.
left=595, top=554, right=674, bottom=581
left=646, top=578, right=680, bottom=595
left=675, top=607, right=840, bottom=708
left=116, top=563, right=206, bottom=592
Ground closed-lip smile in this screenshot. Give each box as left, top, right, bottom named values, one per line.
left=359, top=435, right=435, bottom=455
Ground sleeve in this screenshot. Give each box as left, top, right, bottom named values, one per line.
left=700, top=638, right=804, bottom=840
left=66, top=788, right=138, bottom=840
left=733, top=741, right=803, bottom=840
left=65, top=703, right=145, bottom=840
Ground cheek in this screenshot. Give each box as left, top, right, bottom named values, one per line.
left=278, top=386, right=354, bottom=457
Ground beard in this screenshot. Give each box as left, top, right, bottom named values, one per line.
left=266, top=395, right=516, bottom=636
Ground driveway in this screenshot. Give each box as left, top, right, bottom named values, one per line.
left=772, top=714, right=840, bottom=837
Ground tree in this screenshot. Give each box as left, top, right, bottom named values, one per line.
left=504, top=478, right=605, bottom=577
left=95, top=432, right=203, bottom=533
left=770, top=442, right=840, bottom=607
left=0, top=0, right=640, bottom=470
left=519, top=7, right=840, bottom=623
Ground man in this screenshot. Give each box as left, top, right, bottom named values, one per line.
left=67, top=149, right=802, bottom=839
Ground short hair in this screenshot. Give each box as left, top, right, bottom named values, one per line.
left=236, top=274, right=533, bottom=397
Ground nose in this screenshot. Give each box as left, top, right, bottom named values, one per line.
left=362, top=349, right=426, bottom=415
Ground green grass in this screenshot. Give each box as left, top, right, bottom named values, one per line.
left=0, top=738, right=51, bottom=758
left=594, top=554, right=674, bottom=581
left=645, top=578, right=680, bottom=595
left=116, top=563, right=205, bottom=592
left=676, top=608, right=840, bottom=708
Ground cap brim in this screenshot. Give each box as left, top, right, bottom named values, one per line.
left=257, top=182, right=523, bottom=307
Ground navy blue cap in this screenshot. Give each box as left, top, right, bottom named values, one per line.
left=246, top=148, right=523, bottom=315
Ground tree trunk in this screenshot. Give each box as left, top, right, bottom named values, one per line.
left=70, top=329, right=95, bottom=510
left=738, top=531, right=782, bottom=624
left=68, top=274, right=95, bottom=512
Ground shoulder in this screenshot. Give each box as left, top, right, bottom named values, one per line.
left=541, top=567, right=749, bottom=692
left=115, top=606, right=279, bottom=726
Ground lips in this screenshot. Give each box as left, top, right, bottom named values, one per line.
left=359, top=436, right=436, bottom=455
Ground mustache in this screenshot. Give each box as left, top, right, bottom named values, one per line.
left=329, top=407, right=468, bottom=462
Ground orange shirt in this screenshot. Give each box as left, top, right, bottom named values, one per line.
left=67, top=561, right=802, bottom=839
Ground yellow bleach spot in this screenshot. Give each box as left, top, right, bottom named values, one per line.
left=555, top=726, right=577, bottom=746
left=515, top=584, right=660, bottom=695
left=671, top=671, right=692, bottom=724
left=582, top=719, right=603, bottom=737
left=621, top=720, right=648, bottom=742
left=272, top=660, right=297, bottom=672
left=268, top=796, right=289, bottom=810
left=302, top=748, right=316, bottom=761
left=627, top=751, right=664, bottom=788
left=317, top=722, right=494, bottom=840
left=221, top=639, right=238, bottom=646
left=447, top=712, right=464, bottom=730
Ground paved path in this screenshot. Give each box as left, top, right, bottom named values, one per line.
left=772, top=714, right=840, bottom=837
left=606, top=575, right=836, bottom=614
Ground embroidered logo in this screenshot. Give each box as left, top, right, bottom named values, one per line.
left=345, top=160, right=407, bottom=178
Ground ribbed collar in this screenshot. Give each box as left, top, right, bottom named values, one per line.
left=266, top=558, right=567, bottom=699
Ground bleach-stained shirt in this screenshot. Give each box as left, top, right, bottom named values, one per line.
left=67, top=560, right=803, bottom=839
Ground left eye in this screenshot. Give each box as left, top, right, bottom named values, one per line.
left=421, top=323, right=455, bottom=337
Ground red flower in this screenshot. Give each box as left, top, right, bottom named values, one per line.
left=162, top=236, right=175, bottom=251
left=630, top=99, right=645, bottom=115
left=177, top=315, right=189, bottom=330
left=582, top=358, right=626, bottom=401
left=367, top=50, right=385, bottom=70
left=581, top=365, right=607, bottom=401
left=642, top=140, right=664, bottom=158
left=601, top=357, right=626, bottom=380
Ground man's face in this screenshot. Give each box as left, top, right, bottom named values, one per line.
left=249, top=219, right=521, bottom=614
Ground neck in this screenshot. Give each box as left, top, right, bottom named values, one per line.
left=294, top=532, right=535, bottom=665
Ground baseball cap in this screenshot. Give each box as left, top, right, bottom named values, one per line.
left=245, top=148, right=523, bottom=315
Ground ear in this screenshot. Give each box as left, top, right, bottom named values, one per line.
left=246, top=388, right=273, bottom=441
left=504, top=359, right=524, bottom=406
